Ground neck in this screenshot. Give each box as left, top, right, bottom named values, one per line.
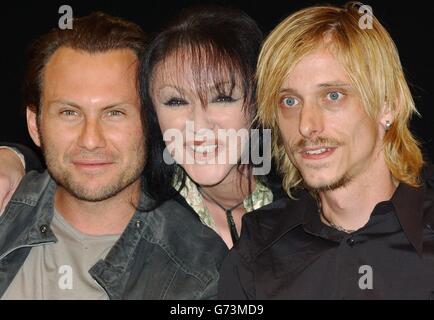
left=319, top=159, right=397, bottom=232
left=200, top=165, right=254, bottom=207
left=54, top=179, right=141, bottom=236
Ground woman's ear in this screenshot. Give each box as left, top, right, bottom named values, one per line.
left=27, top=106, right=41, bottom=147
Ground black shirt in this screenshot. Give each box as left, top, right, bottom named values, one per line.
left=218, top=168, right=434, bottom=299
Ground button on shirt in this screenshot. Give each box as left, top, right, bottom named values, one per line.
left=219, top=174, right=434, bottom=300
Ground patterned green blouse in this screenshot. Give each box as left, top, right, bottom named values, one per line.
left=173, top=172, right=273, bottom=232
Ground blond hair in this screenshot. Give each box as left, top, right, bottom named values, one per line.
left=256, top=2, right=423, bottom=195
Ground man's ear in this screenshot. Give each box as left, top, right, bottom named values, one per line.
left=379, top=102, right=394, bottom=130
left=27, top=106, right=41, bottom=147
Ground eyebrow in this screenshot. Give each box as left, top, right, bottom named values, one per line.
left=49, top=100, right=81, bottom=108
left=280, top=82, right=353, bottom=95
left=317, top=82, right=352, bottom=88
left=49, top=100, right=130, bottom=110
left=158, top=81, right=236, bottom=90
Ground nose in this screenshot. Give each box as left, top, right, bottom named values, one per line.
left=190, top=104, right=214, bottom=134
left=299, top=101, right=324, bottom=139
left=77, top=116, right=106, bottom=151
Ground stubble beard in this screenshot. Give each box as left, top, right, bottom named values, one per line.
left=40, top=138, right=145, bottom=202
left=304, top=172, right=352, bottom=193
left=288, top=136, right=351, bottom=193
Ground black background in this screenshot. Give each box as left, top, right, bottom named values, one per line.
left=1, top=0, right=432, bottom=162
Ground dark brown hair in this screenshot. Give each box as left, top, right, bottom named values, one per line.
left=139, top=5, right=264, bottom=202
left=24, top=11, right=147, bottom=114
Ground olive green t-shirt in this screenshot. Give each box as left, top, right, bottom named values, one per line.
left=2, top=208, right=120, bottom=300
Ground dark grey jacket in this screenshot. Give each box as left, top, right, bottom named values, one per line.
left=0, top=171, right=228, bottom=299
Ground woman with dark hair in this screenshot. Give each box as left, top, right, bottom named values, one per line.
left=140, top=5, right=282, bottom=249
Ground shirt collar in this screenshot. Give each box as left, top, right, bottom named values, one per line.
left=389, top=182, right=426, bottom=256
left=173, top=169, right=274, bottom=232
left=301, top=181, right=427, bottom=256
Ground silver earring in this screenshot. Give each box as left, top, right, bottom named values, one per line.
left=385, top=120, right=392, bottom=131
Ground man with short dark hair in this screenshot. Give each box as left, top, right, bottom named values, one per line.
left=0, top=10, right=152, bottom=299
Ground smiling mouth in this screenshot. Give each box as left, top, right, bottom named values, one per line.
left=305, top=147, right=330, bottom=155
left=74, top=162, right=113, bottom=165
left=190, top=144, right=218, bottom=154
left=300, top=147, right=336, bottom=159
left=72, top=161, right=115, bottom=170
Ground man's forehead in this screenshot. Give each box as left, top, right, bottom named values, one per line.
left=42, top=47, right=137, bottom=87
left=43, top=47, right=138, bottom=91
left=281, top=50, right=351, bottom=88
left=42, top=47, right=138, bottom=96
left=46, top=46, right=138, bottom=68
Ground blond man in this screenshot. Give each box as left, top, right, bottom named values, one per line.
left=219, top=2, right=434, bottom=299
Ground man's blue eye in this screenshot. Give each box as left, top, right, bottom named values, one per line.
left=328, top=92, right=342, bottom=101
left=281, top=97, right=299, bottom=107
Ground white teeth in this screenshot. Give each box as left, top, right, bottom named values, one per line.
left=305, top=148, right=328, bottom=155
left=191, top=144, right=217, bottom=153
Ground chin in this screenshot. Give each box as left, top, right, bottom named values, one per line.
left=302, top=171, right=351, bottom=192
left=183, top=163, right=232, bottom=187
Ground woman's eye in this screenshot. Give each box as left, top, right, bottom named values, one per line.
left=280, top=96, right=299, bottom=108
left=213, top=95, right=236, bottom=103
left=164, top=98, right=187, bottom=107
left=327, top=91, right=343, bottom=101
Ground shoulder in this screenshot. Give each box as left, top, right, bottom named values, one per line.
left=424, top=163, right=434, bottom=190
left=423, top=163, right=434, bottom=220
left=236, top=189, right=315, bottom=262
